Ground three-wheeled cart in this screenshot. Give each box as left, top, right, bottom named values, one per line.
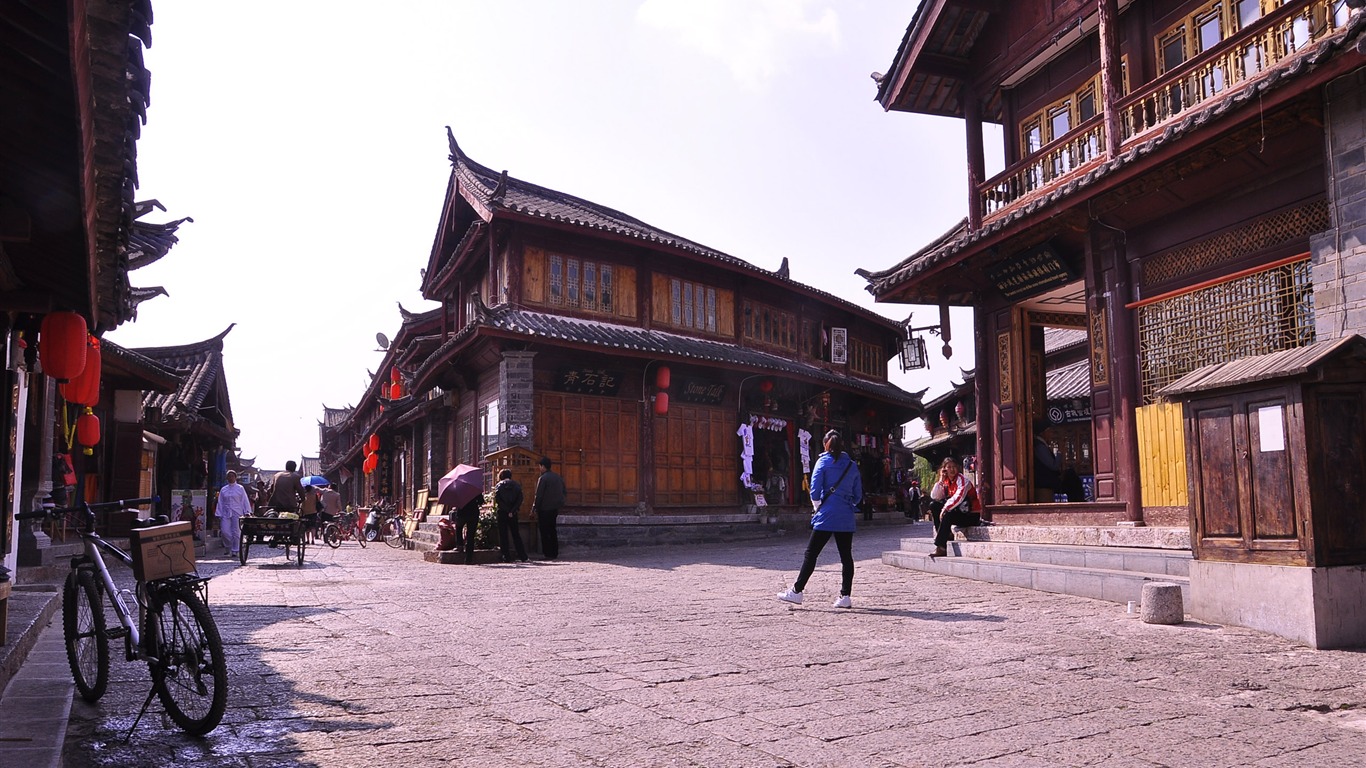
left=239, top=514, right=306, bottom=566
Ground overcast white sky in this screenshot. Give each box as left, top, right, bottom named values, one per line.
left=107, top=1, right=1000, bottom=470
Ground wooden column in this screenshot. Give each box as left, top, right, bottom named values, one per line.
left=974, top=303, right=995, bottom=506
left=1098, top=0, right=1123, bottom=157
left=965, top=89, right=985, bottom=231
left=1108, top=248, right=1143, bottom=523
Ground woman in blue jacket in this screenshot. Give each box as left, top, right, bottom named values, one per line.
left=778, top=430, right=863, bottom=609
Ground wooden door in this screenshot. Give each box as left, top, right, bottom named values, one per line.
left=535, top=392, right=638, bottom=506
left=654, top=403, right=738, bottom=506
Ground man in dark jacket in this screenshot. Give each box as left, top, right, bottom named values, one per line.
left=533, top=457, right=566, bottom=560
left=452, top=493, right=484, bottom=565
left=493, top=469, right=528, bottom=563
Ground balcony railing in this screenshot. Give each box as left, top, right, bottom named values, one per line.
left=979, top=0, right=1353, bottom=222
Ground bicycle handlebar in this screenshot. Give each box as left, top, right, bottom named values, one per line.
left=14, top=496, right=160, bottom=521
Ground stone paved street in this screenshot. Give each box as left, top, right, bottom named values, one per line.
left=57, top=523, right=1366, bottom=767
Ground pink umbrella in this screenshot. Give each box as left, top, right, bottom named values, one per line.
left=437, top=464, right=484, bottom=509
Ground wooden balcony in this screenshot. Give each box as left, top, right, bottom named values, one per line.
left=979, top=0, right=1353, bottom=223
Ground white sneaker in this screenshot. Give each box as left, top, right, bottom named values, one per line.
left=832, top=595, right=852, bottom=609
left=777, top=588, right=803, bottom=605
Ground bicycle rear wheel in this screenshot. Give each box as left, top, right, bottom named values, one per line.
left=355, top=525, right=367, bottom=548
left=145, top=584, right=227, bottom=736
left=323, top=523, right=341, bottom=549
left=63, top=567, right=109, bottom=702
left=382, top=518, right=406, bottom=549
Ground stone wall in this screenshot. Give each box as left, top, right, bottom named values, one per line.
left=1313, top=68, right=1366, bottom=340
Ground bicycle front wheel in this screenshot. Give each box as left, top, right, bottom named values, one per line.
left=63, top=567, right=109, bottom=702
left=323, top=523, right=341, bottom=549
left=146, top=585, right=227, bottom=736
left=382, top=518, right=406, bottom=549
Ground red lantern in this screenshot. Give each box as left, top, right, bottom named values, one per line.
left=364, top=453, right=378, bottom=473
left=654, top=392, right=669, bottom=415
left=655, top=365, right=670, bottom=390
left=368, top=434, right=380, bottom=453
left=40, top=311, right=88, bottom=382
left=391, top=380, right=404, bottom=399
left=955, top=401, right=967, bottom=419
left=59, top=337, right=101, bottom=406
left=390, top=368, right=401, bottom=383
left=758, top=379, right=774, bottom=394
left=76, top=409, right=100, bottom=455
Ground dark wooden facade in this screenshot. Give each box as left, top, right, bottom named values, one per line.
left=321, top=132, right=924, bottom=519
left=864, top=0, right=1366, bottom=529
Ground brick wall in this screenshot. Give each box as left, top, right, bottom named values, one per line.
left=1314, top=68, right=1366, bottom=340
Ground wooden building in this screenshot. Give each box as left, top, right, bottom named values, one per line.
left=864, top=0, right=1366, bottom=646
left=321, top=131, right=924, bottom=528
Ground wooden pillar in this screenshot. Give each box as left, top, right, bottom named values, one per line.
left=1108, top=249, right=1143, bottom=523
left=1098, top=0, right=1123, bottom=157
left=965, top=89, right=985, bottom=231
left=974, top=303, right=995, bottom=506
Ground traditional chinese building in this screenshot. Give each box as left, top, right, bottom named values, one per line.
left=321, top=131, right=923, bottom=535
left=864, top=0, right=1366, bottom=646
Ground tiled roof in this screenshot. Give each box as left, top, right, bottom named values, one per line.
left=100, top=339, right=181, bottom=392
left=127, top=200, right=193, bottom=271
left=1044, top=327, right=1087, bottom=354
left=134, top=325, right=234, bottom=423
left=415, top=302, right=923, bottom=411
left=321, top=407, right=353, bottom=428
left=862, top=13, right=1366, bottom=298
left=1158, top=335, right=1366, bottom=398
left=1046, top=359, right=1091, bottom=400
left=445, top=130, right=901, bottom=332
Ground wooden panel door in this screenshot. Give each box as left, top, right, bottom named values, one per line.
left=654, top=403, right=738, bottom=506
left=534, top=393, right=638, bottom=506
left=1191, top=401, right=1241, bottom=540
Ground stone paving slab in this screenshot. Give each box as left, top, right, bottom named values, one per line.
left=17, top=523, right=1366, bottom=767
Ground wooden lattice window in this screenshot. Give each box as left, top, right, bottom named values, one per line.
left=1137, top=256, right=1314, bottom=402
left=849, top=339, right=887, bottom=379
left=742, top=301, right=796, bottom=351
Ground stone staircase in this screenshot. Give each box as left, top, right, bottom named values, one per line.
left=883, top=523, right=1193, bottom=607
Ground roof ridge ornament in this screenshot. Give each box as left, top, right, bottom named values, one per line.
left=446, top=126, right=464, bottom=164
left=491, top=171, right=508, bottom=205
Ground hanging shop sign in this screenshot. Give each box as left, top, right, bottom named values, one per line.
left=553, top=367, right=623, bottom=396
left=1046, top=400, right=1092, bottom=424
left=987, top=244, right=1074, bottom=301
left=675, top=376, right=726, bottom=405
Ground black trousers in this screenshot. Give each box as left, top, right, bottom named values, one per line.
left=793, top=530, right=854, bottom=596
left=456, top=518, right=477, bottom=563
left=498, top=511, right=527, bottom=561
left=934, top=507, right=981, bottom=547
left=537, top=509, right=560, bottom=559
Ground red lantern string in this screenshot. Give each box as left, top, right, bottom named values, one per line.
left=76, top=408, right=100, bottom=455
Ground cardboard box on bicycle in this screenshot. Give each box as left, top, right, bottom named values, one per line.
left=129, top=521, right=196, bottom=582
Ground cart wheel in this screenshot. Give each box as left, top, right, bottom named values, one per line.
left=296, top=539, right=305, bottom=566
left=239, top=533, right=249, bottom=566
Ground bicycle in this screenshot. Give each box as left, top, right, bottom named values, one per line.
left=16, top=497, right=228, bottom=736
left=321, top=507, right=366, bottom=549
left=362, top=500, right=407, bottom=549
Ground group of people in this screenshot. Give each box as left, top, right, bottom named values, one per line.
left=214, top=460, right=342, bottom=558
left=777, top=430, right=985, bottom=609
left=445, top=456, right=566, bottom=565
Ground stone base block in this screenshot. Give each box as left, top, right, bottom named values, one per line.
left=422, top=549, right=503, bottom=565
left=1140, top=582, right=1184, bottom=624
left=1190, top=559, right=1366, bottom=649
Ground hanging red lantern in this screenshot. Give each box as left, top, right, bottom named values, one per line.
left=76, top=408, right=100, bottom=455
left=758, top=379, right=774, bottom=394
left=655, top=365, right=671, bottom=390
left=364, top=453, right=378, bottom=473
left=391, top=380, right=404, bottom=399
left=654, top=392, right=669, bottom=415
left=391, top=368, right=401, bottom=383
left=59, top=337, right=101, bottom=406
left=39, top=311, right=88, bottom=382
left=955, top=401, right=967, bottom=419
left=368, top=434, right=380, bottom=453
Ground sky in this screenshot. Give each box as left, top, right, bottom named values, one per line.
left=107, top=0, right=1002, bottom=470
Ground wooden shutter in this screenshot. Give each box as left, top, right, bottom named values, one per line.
left=523, top=247, right=545, bottom=304
left=615, top=265, right=637, bottom=320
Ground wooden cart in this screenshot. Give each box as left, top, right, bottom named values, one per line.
left=239, top=514, right=307, bottom=566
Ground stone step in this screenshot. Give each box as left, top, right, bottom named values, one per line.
left=898, top=536, right=1193, bottom=578
left=959, top=524, right=1190, bottom=550
left=882, top=546, right=1190, bottom=607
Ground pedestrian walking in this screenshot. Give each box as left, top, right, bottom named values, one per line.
left=493, top=469, right=528, bottom=562
left=928, top=456, right=981, bottom=559
left=216, top=470, right=251, bottom=559
left=533, top=456, right=566, bottom=560
left=778, top=430, right=862, bottom=608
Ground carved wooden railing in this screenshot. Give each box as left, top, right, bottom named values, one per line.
left=979, top=0, right=1353, bottom=222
